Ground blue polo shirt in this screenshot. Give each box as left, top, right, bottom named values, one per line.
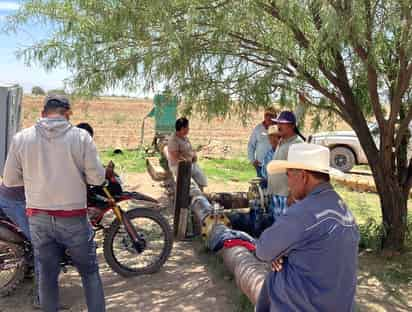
left=255, top=183, right=359, bottom=312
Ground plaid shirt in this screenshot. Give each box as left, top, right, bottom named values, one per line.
left=261, top=148, right=276, bottom=181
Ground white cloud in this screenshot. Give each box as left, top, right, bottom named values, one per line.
left=0, top=2, right=20, bottom=11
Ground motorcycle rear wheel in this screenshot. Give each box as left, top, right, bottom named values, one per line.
left=0, top=241, right=27, bottom=297
left=103, top=207, right=173, bottom=277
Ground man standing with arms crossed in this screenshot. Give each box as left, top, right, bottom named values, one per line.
left=3, top=95, right=106, bottom=312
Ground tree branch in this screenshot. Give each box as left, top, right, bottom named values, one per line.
left=287, top=58, right=352, bottom=123
left=390, top=5, right=412, bottom=126
left=395, top=104, right=412, bottom=149
left=264, top=3, right=309, bottom=49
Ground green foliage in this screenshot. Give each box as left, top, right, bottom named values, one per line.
left=5, top=0, right=412, bottom=249
left=358, top=218, right=385, bottom=250
left=47, top=89, right=67, bottom=95
left=5, top=1, right=412, bottom=122
left=31, top=86, right=45, bottom=95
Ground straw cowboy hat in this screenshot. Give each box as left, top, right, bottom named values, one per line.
left=264, top=107, right=278, bottom=115
left=267, top=125, right=280, bottom=136
left=267, top=143, right=343, bottom=176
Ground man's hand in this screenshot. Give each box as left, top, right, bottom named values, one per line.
left=271, top=257, right=284, bottom=272
left=192, top=152, right=198, bottom=163
left=287, top=195, right=296, bottom=206
left=252, top=160, right=261, bottom=168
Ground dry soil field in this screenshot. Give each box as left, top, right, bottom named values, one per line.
left=21, top=95, right=351, bottom=154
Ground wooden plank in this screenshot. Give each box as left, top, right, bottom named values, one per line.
left=146, top=157, right=168, bottom=181
left=173, top=160, right=192, bottom=240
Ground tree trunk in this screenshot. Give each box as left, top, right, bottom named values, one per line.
left=373, top=169, right=408, bottom=252
left=355, top=121, right=409, bottom=252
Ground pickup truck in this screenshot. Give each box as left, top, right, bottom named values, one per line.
left=309, top=123, right=412, bottom=172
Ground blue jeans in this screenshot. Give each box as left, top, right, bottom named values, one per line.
left=255, top=165, right=263, bottom=178
left=0, top=197, right=30, bottom=239
left=28, top=214, right=105, bottom=312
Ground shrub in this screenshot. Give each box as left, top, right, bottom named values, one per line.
left=31, top=86, right=45, bottom=95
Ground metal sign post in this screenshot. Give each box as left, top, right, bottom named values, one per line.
left=0, top=83, right=23, bottom=176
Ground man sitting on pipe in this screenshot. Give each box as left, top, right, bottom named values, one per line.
left=255, top=143, right=359, bottom=312
left=167, top=117, right=207, bottom=191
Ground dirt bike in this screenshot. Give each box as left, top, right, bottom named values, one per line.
left=0, top=172, right=173, bottom=297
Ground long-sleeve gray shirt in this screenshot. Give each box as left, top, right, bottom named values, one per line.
left=3, top=117, right=105, bottom=211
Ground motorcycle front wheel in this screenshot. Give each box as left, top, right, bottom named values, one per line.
left=103, top=207, right=173, bottom=277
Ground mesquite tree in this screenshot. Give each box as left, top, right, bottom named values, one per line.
left=7, top=0, right=412, bottom=251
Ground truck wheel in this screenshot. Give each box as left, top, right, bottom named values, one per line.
left=330, top=147, right=355, bottom=172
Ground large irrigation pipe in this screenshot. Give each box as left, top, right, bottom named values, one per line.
left=205, top=192, right=249, bottom=210
left=189, top=187, right=270, bottom=306
left=220, top=247, right=269, bottom=304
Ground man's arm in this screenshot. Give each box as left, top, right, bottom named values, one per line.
left=83, top=135, right=106, bottom=185
left=168, top=150, right=181, bottom=163
left=255, top=215, right=304, bottom=262
left=247, top=126, right=258, bottom=163
left=167, top=137, right=184, bottom=163
left=3, top=137, right=24, bottom=187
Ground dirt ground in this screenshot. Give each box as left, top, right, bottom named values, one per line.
left=1, top=173, right=411, bottom=312
left=0, top=173, right=236, bottom=312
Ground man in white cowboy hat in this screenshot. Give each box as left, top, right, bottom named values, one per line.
left=247, top=107, right=277, bottom=177
left=255, top=143, right=359, bottom=312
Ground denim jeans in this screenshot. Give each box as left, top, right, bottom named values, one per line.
left=255, top=165, right=263, bottom=178
left=28, top=214, right=105, bottom=312
left=0, top=197, right=30, bottom=239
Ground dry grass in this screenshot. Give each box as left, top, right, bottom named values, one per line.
left=21, top=95, right=351, bottom=154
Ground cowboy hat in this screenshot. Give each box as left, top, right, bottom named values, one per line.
left=268, top=125, right=280, bottom=135
left=267, top=143, right=343, bottom=176
left=264, top=107, right=278, bottom=115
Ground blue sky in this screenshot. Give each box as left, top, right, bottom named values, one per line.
left=0, top=1, right=154, bottom=96
left=0, top=1, right=71, bottom=93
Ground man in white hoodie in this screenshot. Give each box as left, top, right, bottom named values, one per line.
left=3, top=95, right=106, bottom=312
